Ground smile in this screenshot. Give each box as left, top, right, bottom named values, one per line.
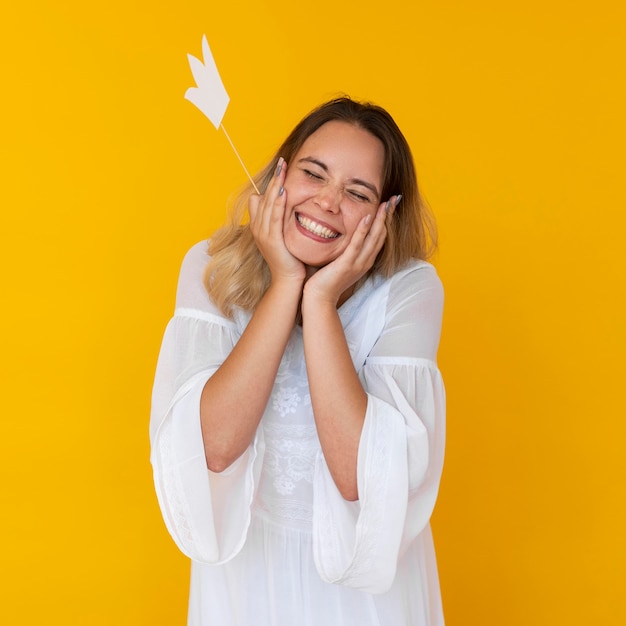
left=295, top=213, right=340, bottom=239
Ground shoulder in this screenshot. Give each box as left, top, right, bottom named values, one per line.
left=174, top=240, right=216, bottom=312
left=352, top=260, right=442, bottom=321
left=386, top=259, right=443, bottom=299
left=390, top=259, right=441, bottom=285
left=179, top=240, right=211, bottom=279
left=383, top=260, right=444, bottom=319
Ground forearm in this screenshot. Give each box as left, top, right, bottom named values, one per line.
left=200, top=278, right=303, bottom=472
left=302, top=297, right=366, bottom=501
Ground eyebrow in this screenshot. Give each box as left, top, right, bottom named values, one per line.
left=297, top=157, right=381, bottom=198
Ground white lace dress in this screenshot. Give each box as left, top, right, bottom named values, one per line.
left=150, top=241, right=446, bottom=626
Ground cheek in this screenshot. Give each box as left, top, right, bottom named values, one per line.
left=284, top=188, right=305, bottom=213
left=346, top=205, right=376, bottom=231
left=283, top=175, right=316, bottom=203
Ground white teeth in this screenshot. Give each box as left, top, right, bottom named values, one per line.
left=296, top=214, right=339, bottom=239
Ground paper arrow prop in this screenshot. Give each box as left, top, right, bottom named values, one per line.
left=185, top=35, right=259, bottom=193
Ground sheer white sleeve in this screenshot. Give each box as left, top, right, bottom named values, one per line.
left=312, top=263, right=445, bottom=593
left=149, top=242, right=263, bottom=564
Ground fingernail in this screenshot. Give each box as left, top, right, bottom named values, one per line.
left=394, top=194, right=403, bottom=207
left=385, top=200, right=391, bottom=213
left=278, top=186, right=284, bottom=196
left=364, top=214, right=372, bottom=225
left=275, top=157, right=284, bottom=177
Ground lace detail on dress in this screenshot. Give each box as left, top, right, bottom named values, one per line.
left=275, top=331, right=308, bottom=383
left=272, top=386, right=301, bottom=417
left=263, top=423, right=319, bottom=495
left=256, top=497, right=314, bottom=525
left=314, top=409, right=394, bottom=584
left=256, top=421, right=320, bottom=528
left=158, top=419, right=196, bottom=552
left=351, top=412, right=392, bottom=577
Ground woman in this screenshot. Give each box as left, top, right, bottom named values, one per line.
left=150, top=97, right=446, bottom=625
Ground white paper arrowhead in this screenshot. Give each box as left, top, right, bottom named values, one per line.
left=185, top=35, right=230, bottom=129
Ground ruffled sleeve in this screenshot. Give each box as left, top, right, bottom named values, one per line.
left=312, top=263, right=445, bottom=594
left=149, top=242, right=263, bottom=564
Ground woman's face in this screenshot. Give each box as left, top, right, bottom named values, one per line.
left=282, top=120, right=385, bottom=270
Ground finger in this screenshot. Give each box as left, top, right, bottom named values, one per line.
left=383, top=193, right=401, bottom=217
left=368, top=194, right=401, bottom=245
left=260, top=158, right=288, bottom=233
left=337, top=213, right=379, bottom=269
left=249, top=161, right=281, bottom=238
left=248, top=193, right=260, bottom=223
left=349, top=203, right=390, bottom=266
left=273, top=157, right=287, bottom=202
left=274, top=156, right=285, bottom=180
left=268, top=156, right=286, bottom=198
left=362, top=203, right=388, bottom=245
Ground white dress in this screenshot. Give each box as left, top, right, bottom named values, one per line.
left=150, top=241, right=446, bottom=626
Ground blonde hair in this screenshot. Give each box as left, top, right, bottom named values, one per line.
left=205, top=97, right=437, bottom=318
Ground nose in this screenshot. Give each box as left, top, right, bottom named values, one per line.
left=316, top=186, right=341, bottom=213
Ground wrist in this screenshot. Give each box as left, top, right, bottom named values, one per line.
left=301, top=288, right=340, bottom=314
left=268, top=275, right=305, bottom=297
left=268, top=262, right=306, bottom=286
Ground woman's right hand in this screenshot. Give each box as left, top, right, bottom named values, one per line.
left=248, top=158, right=306, bottom=284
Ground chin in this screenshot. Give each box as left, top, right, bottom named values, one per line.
left=285, top=236, right=337, bottom=269
left=290, top=245, right=340, bottom=270
left=296, top=254, right=332, bottom=270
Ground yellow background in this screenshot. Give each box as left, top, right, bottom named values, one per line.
left=1, top=0, right=624, bottom=624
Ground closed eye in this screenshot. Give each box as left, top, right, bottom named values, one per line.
left=348, top=190, right=371, bottom=202
left=303, top=169, right=324, bottom=180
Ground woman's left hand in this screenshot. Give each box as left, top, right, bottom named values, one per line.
left=303, top=195, right=400, bottom=305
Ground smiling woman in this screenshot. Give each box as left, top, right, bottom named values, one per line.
left=150, top=97, right=445, bottom=625
left=281, top=121, right=385, bottom=270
